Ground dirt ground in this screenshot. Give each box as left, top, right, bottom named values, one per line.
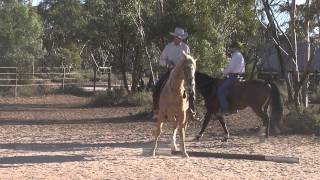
left=0, top=95, right=319, bottom=179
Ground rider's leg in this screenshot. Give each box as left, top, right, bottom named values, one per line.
left=217, top=76, right=238, bottom=113
left=152, top=71, right=170, bottom=112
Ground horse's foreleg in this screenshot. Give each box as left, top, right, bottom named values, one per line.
left=152, top=120, right=164, bottom=157
left=171, top=120, right=178, bottom=152
left=218, top=115, right=230, bottom=142
left=179, top=126, right=189, bottom=158
left=196, top=111, right=212, bottom=140
left=178, top=112, right=189, bottom=158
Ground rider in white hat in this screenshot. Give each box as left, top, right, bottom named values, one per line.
left=159, top=27, right=189, bottom=66
left=153, top=27, right=198, bottom=121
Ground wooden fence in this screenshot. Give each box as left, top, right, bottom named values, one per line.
left=0, top=66, right=131, bottom=96
left=0, top=67, right=79, bottom=97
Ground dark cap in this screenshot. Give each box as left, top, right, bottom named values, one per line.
left=229, top=41, right=242, bottom=49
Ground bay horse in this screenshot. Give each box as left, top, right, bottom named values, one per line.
left=152, top=52, right=196, bottom=158
left=194, top=71, right=283, bottom=141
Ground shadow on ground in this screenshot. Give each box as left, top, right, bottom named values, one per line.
left=0, top=155, right=92, bottom=167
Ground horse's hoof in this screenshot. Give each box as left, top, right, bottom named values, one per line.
left=259, top=138, right=268, bottom=143
left=171, top=150, right=180, bottom=155
left=182, top=153, right=189, bottom=158
left=195, top=134, right=202, bottom=141
left=221, top=137, right=228, bottom=142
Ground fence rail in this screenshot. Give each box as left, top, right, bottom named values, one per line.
left=0, top=67, right=79, bottom=96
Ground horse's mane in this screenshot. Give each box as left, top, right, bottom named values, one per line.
left=195, top=71, right=219, bottom=86
left=195, top=71, right=220, bottom=98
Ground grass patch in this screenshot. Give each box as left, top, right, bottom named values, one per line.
left=89, top=89, right=152, bottom=107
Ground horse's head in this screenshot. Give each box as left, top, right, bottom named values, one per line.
left=181, top=51, right=197, bottom=95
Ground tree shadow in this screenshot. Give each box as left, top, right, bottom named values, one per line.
left=0, top=155, right=92, bottom=167
left=0, top=113, right=152, bottom=126
left=0, top=141, right=155, bottom=152
left=0, top=104, right=86, bottom=111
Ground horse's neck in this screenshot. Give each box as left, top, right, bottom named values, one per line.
left=168, top=65, right=184, bottom=90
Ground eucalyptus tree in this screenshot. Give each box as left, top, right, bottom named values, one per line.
left=256, top=0, right=319, bottom=109
left=0, top=0, right=44, bottom=68
left=37, top=0, right=87, bottom=68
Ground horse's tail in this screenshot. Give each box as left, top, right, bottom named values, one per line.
left=268, top=81, right=283, bottom=132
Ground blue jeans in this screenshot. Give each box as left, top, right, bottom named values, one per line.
left=217, top=76, right=239, bottom=112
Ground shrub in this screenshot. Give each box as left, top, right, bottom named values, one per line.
left=17, top=85, right=57, bottom=97
left=89, top=88, right=127, bottom=107
left=89, top=89, right=152, bottom=107
left=55, top=84, right=89, bottom=96
left=283, top=105, right=320, bottom=134
left=310, top=89, right=320, bottom=104
left=122, top=91, right=152, bottom=107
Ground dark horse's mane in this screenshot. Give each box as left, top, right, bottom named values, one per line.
left=195, top=71, right=219, bottom=97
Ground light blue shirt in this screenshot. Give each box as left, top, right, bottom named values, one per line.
left=159, top=42, right=190, bottom=66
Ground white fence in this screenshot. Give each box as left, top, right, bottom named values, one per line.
left=0, top=66, right=130, bottom=96
left=0, top=67, right=79, bottom=96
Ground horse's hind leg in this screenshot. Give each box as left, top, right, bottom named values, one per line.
left=196, top=111, right=212, bottom=140
left=252, top=107, right=270, bottom=139
left=217, top=115, right=230, bottom=142
left=152, top=120, right=164, bottom=157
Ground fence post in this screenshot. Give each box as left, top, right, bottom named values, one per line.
left=62, top=66, right=65, bottom=90
left=107, top=67, right=111, bottom=90
left=93, top=67, right=97, bottom=93
left=15, top=67, right=18, bottom=97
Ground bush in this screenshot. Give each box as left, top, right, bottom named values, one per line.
left=310, top=89, right=320, bottom=104
left=17, top=85, right=57, bottom=97
left=89, top=89, right=152, bottom=107
left=283, top=105, right=320, bottom=134
left=89, top=88, right=127, bottom=107
left=55, top=84, right=89, bottom=96
left=122, top=91, right=152, bottom=107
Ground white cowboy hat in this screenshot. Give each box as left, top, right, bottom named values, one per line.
left=170, top=27, right=188, bottom=39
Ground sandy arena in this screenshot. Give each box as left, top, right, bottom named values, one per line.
left=0, top=95, right=319, bottom=179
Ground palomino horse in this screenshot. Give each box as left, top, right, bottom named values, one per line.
left=194, top=71, right=283, bottom=141
left=152, top=53, right=196, bottom=158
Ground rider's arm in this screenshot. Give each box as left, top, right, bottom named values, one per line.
left=159, top=46, right=169, bottom=66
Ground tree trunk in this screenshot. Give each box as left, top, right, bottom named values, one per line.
left=289, top=0, right=302, bottom=108
left=302, top=0, right=311, bottom=108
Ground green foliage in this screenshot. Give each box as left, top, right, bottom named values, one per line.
left=189, top=30, right=227, bottom=75
left=0, top=0, right=44, bottom=67
left=41, top=43, right=81, bottom=67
